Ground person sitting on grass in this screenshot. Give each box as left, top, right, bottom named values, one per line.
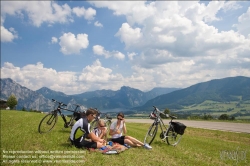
left=69, top=108, right=106, bottom=149
left=109, top=112, right=152, bottom=149
left=92, top=119, right=108, bottom=140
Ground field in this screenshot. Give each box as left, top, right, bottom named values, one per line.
left=177, top=100, right=250, bottom=119
left=1, top=110, right=249, bottom=166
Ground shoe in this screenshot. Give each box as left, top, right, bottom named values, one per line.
left=144, top=143, right=152, bottom=149
left=124, top=144, right=131, bottom=148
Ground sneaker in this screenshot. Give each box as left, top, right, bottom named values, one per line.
left=144, top=143, right=152, bottom=149
left=124, top=144, right=131, bottom=148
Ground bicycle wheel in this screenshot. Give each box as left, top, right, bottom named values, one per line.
left=90, top=119, right=98, bottom=131
left=64, top=115, right=75, bottom=128
left=166, top=125, right=182, bottom=146
left=105, top=120, right=111, bottom=134
left=144, top=123, right=158, bottom=145
left=38, top=112, right=58, bottom=134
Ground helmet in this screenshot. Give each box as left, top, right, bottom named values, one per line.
left=149, top=113, right=157, bottom=120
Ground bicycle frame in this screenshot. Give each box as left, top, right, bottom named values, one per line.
left=38, top=99, right=85, bottom=134
left=51, top=99, right=82, bottom=128
left=144, top=106, right=184, bottom=146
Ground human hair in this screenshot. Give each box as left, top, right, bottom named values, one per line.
left=98, top=119, right=105, bottom=126
left=117, top=112, right=124, bottom=118
left=86, top=108, right=97, bottom=116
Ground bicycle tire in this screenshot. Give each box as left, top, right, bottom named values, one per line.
left=90, top=119, right=98, bottom=131
left=38, top=112, right=58, bottom=134
left=64, top=115, right=76, bottom=128
left=166, top=125, right=180, bottom=146
left=144, top=122, right=158, bottom=145
left=105, top=120, right=111, bottom=134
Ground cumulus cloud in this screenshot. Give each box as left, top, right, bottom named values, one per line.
left=51, top=37, right=58, bottom=44
left=0, top=61, right=126, bottom=94
left=1, top=26, right=18, bottom=42
left=72, top=6, right=96, bottom=20
left=1, top=1, right=73, bottom=27
left=94, top=21, right=103, bottom=27
left=233, top=7, right=250, bottom=37
left=93, top=45, right=125, bottom=60
left=59, top=32, right=89, bottom=55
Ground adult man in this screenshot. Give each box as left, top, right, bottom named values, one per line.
left=70, top=108, right=105, bottom=149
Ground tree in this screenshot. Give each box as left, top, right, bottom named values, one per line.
left=218, top=114, right=229, bottom=120
left=6, top=94, right=18, bottom=110
left=22, top=107, right=26, bottom=111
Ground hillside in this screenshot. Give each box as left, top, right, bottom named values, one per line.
left=0, top=78, right=178, bottom=111
left=137, top=76, right=250, bottom=111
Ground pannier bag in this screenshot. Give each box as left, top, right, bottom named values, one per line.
left=171, top=122, right=186, bottom=135
left=74, top=111, right=86, bottom=121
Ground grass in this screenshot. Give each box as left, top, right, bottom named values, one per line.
left=1, top=110, right=250, bottom=166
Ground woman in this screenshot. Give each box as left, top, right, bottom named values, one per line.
left=109, top=112, right=152, bottom=149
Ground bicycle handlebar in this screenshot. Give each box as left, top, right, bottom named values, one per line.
left=153, top=106, right=177, bottom=119
left=52, top=99, right=67, bottom=107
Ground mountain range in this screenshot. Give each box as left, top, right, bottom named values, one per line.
left=0, top=78, right=179, bottom=112
left=1, top=76, right=249, bottom=113
left=137, top=76, right=250, bottom=111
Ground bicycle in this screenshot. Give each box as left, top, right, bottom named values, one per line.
left=144, top=106, right=186, bottom=146
left=90, top=109, right=112, bottom=132
left=38, top=99, right=85, bottom=134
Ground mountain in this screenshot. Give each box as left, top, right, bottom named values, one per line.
left=0, top=78, right=54, bottom=111
left=78, top=86, right=181, bottom=109
left=1, top=78, right=178, bottom=111
left=137, top=76, right=250, bottom=111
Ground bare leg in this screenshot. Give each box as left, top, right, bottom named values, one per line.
left=125, top=136, right=144, bottom=146
left=124, top=139, right=138, bottom=147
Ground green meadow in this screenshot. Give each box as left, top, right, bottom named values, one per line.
left=1, top=110, right=249, bottom=166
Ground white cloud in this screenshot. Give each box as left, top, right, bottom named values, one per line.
left=94, top=21, right=103, bottom=27
left=233, top=7, right=250, bottom=37
left=1, top=26, right=18, bottom=42
left=51, top=37, right=58, bottom=44
left=93, top=45, right=125, bottom=60
left=59, top=32, right=89, bottom=55
left=72, top=6, right=96, bottom=20
left=1, top=1, right=73, bottom=27
left=115, top=23, right=142, bottom=49
left=1, top=61, right=125, bottom=94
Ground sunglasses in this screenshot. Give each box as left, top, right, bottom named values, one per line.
left=99, top=125, right=105, bottom=127
left=117, top=118, right=123, bottom=121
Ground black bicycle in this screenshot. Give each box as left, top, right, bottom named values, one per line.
left=144, top=106, right=186, bottom=146
left=38, top=99, right=85, bottom=134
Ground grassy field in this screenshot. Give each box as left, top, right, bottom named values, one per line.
left=179, top=100, right=250, bottom=118
left=1, top=110, right=249, bottom=166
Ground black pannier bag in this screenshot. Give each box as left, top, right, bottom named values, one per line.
left=74, top=111, right=86, bottom=121
left=171, top=122, right=186, bottom=135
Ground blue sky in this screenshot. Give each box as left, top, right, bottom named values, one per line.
left=1, top=1, right=250, bottom=95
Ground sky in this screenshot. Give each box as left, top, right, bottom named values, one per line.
left=1, top=1, right=250, bottom=95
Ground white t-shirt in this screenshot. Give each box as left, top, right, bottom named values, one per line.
left=110, top=121, right=124, bottom=139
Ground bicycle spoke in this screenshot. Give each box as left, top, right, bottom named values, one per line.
left=38, top=113, right=57, bottom=134
left=144, top=123, right=158, bottom=145
left=166, top=126, right=182, bottom=146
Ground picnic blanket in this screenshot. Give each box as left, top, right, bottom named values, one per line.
left=89, top=142, right=129, bottom=155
